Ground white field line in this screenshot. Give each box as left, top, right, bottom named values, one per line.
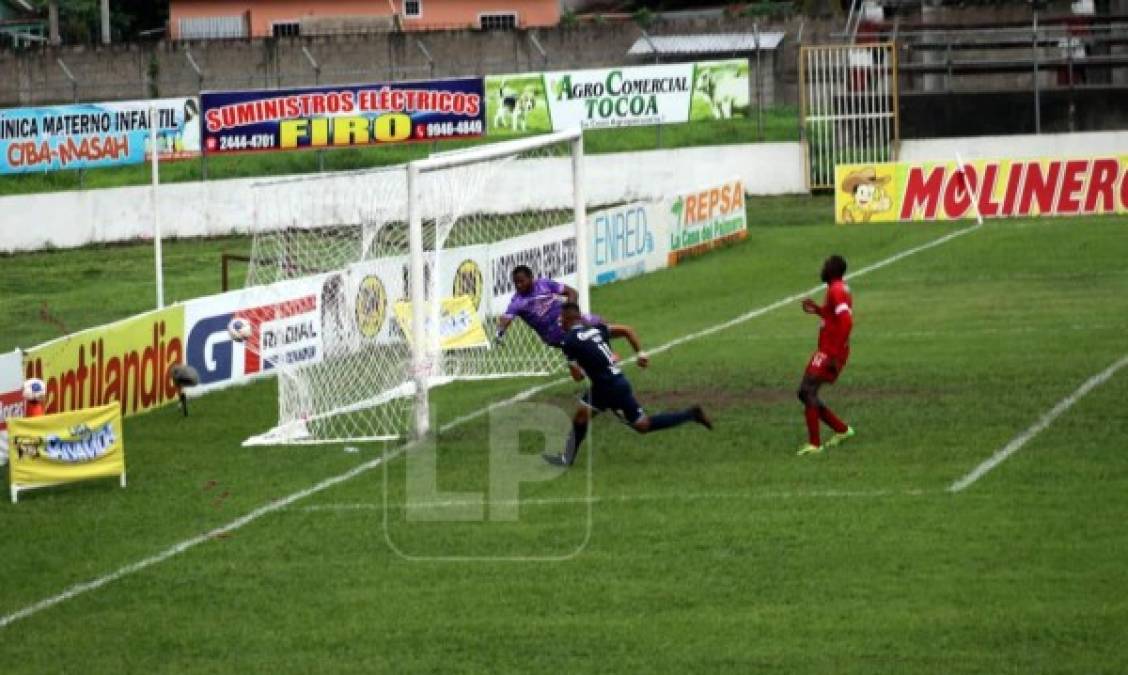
left=0, top=221, right=981, bottom=630
left=949, top=353, right=1128, bottom=493
left=298, top=488, right=930, bottom=513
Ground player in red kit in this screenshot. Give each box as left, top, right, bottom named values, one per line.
left=796, top=255, right=856, bottom=455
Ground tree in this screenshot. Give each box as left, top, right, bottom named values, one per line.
left=33, top=0, right=168, bottom=43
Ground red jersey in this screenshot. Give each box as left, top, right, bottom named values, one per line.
left=817, top=279, right=853, bottom=357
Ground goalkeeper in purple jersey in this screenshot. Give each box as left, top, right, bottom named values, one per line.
left=495, top=265, right=603, bottom=348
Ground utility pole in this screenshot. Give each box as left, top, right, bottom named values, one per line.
left=48, top=0, right=60, bottom=45
left=100, top=0, right=111, bottom=45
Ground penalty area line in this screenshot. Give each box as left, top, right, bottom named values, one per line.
left=0, top=221, right=981, bottom=631
left=949, top=352, right=1128, bottom=493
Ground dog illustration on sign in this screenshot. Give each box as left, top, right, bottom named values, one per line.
left=840, top=167, right=893, bottom=223
left=494, top=80, right=537, bottom=132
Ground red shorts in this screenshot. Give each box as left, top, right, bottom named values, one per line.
left=805, top=350, right=848, bottom=384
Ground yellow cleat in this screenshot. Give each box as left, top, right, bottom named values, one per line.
left=825, top=426, right=856, bottom=449
left=796, top=443, right=823, bottom=456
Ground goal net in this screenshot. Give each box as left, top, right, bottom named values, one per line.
left=242, top=129, right=588, bottom=445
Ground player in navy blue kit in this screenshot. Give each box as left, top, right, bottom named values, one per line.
left=544, top=302, right=713, bottom=467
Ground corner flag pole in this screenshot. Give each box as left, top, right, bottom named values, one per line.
left=955, top=152, right=984, bottom=226
left=150, top=105, right=165, bottom=308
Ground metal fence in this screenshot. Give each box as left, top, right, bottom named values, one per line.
left=800, top=42, right=898, bottom=190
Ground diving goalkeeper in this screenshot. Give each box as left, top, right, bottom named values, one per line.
left=495, top=265, right=605, bottom=349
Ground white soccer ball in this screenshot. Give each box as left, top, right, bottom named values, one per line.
left=22, top=378, right=46, bottom=402
left=228, top=317, right=252, bottom=342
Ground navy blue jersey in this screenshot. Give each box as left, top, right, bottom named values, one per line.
left=560, top=323, right=621, bottom=385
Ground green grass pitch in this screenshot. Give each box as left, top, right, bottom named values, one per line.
left=2, top=196, right=1127, bottom=673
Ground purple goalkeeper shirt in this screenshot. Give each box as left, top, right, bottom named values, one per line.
left=503, top=279, right=569, bottom=346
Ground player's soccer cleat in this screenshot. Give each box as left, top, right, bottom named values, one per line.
left=796, top=443, right=823, bottom=456
left=542, top=452, right=571, bottom=467
left=692, top=406, right=714, bottom=430
left=825, top=426, right=856, bottom=449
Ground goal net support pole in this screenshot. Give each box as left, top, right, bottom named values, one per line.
left=572, top=133, right=590, bottom=314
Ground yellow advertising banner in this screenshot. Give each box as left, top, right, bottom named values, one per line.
left=8, top=403, right=126, bottom=498
left=393, top=295, right=490, bottom=351
left=22, top=306, right=185, bottom=418
left=835, top=157, right=1128, bottom=224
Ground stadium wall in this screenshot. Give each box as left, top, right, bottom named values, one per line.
left=899, top=130, right=1128, bottom=163
left=0, top=142, right=804, bottom=253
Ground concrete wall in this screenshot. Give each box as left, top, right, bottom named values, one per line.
left=0, top=141, right=806, bottom=253
left=0, top=16, right=808, bottom=108
left=899, top=129, right=1128, bottom=162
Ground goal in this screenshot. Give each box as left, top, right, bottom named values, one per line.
left=242, top=128, right=589, bottom=445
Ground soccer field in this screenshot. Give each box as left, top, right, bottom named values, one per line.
left=2, top=199, right=1128, bottom=673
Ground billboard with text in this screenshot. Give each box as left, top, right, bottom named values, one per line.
left=183, top=276, right=326, bottom=395
left=485, top=60, right=749, bottom=137
left=835, top=157, right=1128, bottom=224
left=22, top=306, right=185, bottom=418
left=0, top=97, right=200, bottom=174
left=201, top=78, right=484, bottom=155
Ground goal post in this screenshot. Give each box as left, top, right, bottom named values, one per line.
left=243, top=128, right=588, bottom=445
left=406, top=128, right=588, bottom=438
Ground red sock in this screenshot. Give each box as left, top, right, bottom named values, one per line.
left=804, top=406, right=821, bottom=446
left=819, top=406, right=848, bottom=434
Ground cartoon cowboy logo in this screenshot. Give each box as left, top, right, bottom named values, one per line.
left=840, top=167, right=893, bottom=223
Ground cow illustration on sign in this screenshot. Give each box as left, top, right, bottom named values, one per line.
left=693, top=62, right=750, bottom=120
left=840, top=167, right=893, bottom=223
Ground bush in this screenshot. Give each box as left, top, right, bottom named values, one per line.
left=632, top=7, right=655, bottom=27
left=741, top=1, right=795, bottom=18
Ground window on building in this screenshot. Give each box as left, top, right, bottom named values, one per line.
left=178, top=15, right=248, bottom=40
left=272, top=22, right=300, bottom=38
left=404, top=0, right=422, bottom=18
left=479, top=14, right=516, bottom=30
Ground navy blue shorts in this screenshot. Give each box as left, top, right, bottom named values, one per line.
left=580, top=376, right=645, bottom=425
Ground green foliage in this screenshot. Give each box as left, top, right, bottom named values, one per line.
left=740, top=1, right=795, bottom=18
left=632, top=6, right=655, bottom=28
left=29, top=0, right=168, bottom=42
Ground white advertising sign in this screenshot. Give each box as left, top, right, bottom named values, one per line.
left=182, top=275, right=326, bottom=395
left=486, top=223, right=577, bottom=311
left=485, top=60, right=750, bottom=134
left=589, top=201, right=670, bottom=286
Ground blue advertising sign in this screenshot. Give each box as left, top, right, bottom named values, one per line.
left=200, top=78, right=484, bottom=155
left=0, top=97, right=201, bottom=175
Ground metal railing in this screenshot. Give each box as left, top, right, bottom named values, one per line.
left=800, top=42, right=898, bottom=190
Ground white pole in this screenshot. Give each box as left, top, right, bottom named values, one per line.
left=149, top=106, right=165, bottom=308
left=571, top=132, right=589, bottom=313
left=955, top=152, right=984, bottom=226
left=429, top=239, right=441, bottom=393
left=407, top=163, right=430, bottom=439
